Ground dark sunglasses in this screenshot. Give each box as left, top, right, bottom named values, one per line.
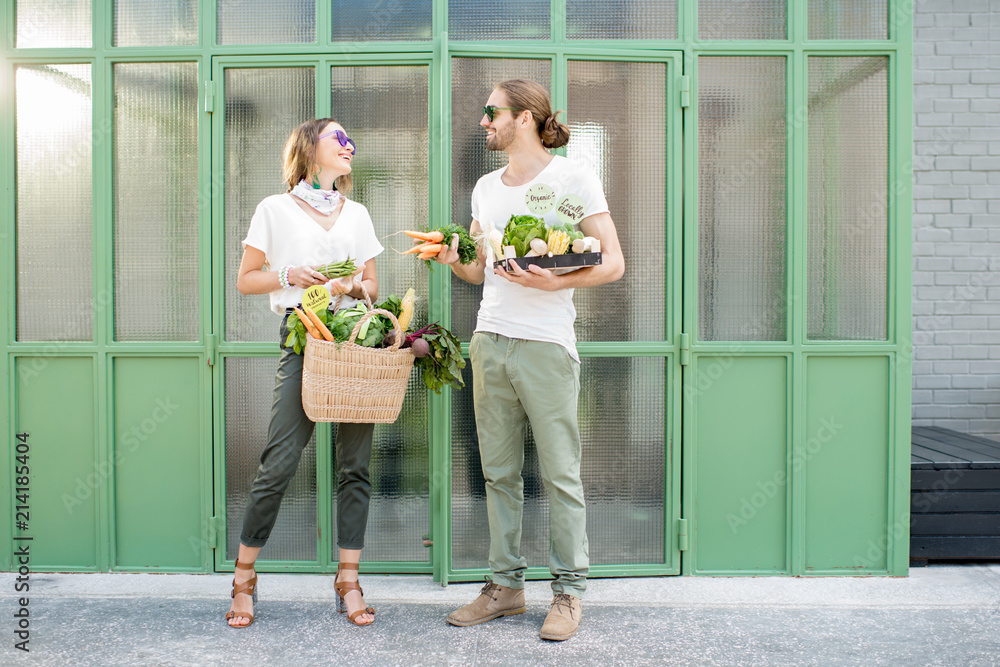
left=318, top=128, right=357, bottom=155
left=483, top=105, right=519, bottom=122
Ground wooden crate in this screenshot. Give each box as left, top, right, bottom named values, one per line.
left=911, top=426, right=1000, bottom=565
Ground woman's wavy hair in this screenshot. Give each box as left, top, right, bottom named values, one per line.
left=281, top=118, right=353, bottom=196
left=495, top=79, right=570, bottom=149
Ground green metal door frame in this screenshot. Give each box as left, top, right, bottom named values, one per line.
left=209, top=53, right=439, bottom=576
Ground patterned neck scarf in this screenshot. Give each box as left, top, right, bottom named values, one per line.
left=290, top=179, right=342, bottom=215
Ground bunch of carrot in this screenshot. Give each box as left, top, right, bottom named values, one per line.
left=402, top=229, right=446, bottom=260
left=294, top=305, right=334, bottom=341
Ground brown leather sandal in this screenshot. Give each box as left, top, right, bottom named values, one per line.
left=224, top=558, right=258, bottom=629
left=335, top=562, right=375, bottom=626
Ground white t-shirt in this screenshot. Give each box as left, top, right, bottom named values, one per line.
left=471, top=155, right=610, bottom=361
left=242, top=193, right=384, bottom=315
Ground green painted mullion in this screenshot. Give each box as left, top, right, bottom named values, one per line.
left=90, top=346, right=209, bottom=355
left=316, top=0, right=330, bottom=48
left=680, top=0, right=695, bottom=44
left=801, top=48, right=895, bottom=57
left=429, top=28, right=451, bottom=585
left=209, top=55, right=228, bottom=569
left=196, top=54, right=215, bottom=572
left=94, top=48, right=115, bottom=570
left=218, top=344, right=281, bottom=357
left=665, top=54, right=683, bottom=573
left=2, top=0, right=10, bottom=52
left=551, top=54, right=566, bottom=158
left=211, top=54, right=431, bottom=67
left=885, top=52, right=898, bottom=347
left=94, top=0, right=109, bottom=51
left=3, top=62, right=15, bottom=351
left=790, top=0, right=806, bottom=45
left=788, top=45, right=807, bottom=576
left=694, top=41, right=798, bottom=51
left=552, top=0, right=566, bottom=43
left=678, top=44, right=697, bottom=575
left=448, top=44, right=681, bottom=59
left=208, top=43, right=435, bottom=57
left=317, top=58, right=331, bottom=118
left=102, top=54, right=210, bottom=63
left=890, top=3, right=914, bottom=575
left=0, top=37, right=13, bottom=570
left=202, top=0, right=216, bottom=50
left=784, top=347, right=795, bottom=572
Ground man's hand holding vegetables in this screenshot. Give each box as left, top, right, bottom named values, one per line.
left=443, top=79, right=624, bottom=642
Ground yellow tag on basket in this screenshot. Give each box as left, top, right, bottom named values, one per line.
left=302, top=285, right=331, bottom=313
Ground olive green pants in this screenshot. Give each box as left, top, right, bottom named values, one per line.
left=240, top=316, right=375, bottom=550
left=470, top=332, right=589, bottom=598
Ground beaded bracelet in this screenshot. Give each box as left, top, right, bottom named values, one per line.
left=279, top=265, right=293, bottom=289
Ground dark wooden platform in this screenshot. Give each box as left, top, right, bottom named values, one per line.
left=911, top=426, right=1000, bottom=565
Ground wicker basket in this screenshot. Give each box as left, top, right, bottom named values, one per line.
left=301, top=305, right=415, bottom=423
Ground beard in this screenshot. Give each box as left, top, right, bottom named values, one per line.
left=486, top=123, right=516, bottom=152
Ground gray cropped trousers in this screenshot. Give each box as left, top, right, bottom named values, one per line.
left=240, top=315, right=375, bottom=550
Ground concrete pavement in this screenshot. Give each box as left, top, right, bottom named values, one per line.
left=3, top=564, right=1000, bottom=665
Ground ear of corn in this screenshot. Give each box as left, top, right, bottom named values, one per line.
left=488, top=228, right=504, bottom=261
left=397, top=288, right=416, bottom=332
left=546, top=228, right=571, bottom=255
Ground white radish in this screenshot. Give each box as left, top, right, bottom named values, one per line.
left=572, top=236, right=600, bottom=253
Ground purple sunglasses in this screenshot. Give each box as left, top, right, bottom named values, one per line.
left=318, top=128, right=357, bottom=155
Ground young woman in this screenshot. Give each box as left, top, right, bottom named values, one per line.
left=227, top=118, right=383, bottom=628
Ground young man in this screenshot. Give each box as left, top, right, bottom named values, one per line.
left=437, top=79, right=624, bottom=641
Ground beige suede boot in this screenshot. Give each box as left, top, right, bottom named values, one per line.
left=539, top=593, right=582, bottom=641
left=446, top=580, right=526, bottom=627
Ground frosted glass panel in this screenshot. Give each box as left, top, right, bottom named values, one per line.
left=568, top=61, right=667, bottom=342
left=16, top=65, right=93, bottom=341
left=451, top=357, right=666, bottom=568
left=807, top=57, right=888, bottom=341
left=224, top=68, right=314, bottom=342
left=329, top=66, right=430, bottom=303
left=567, top=0, right=676, bottom=40
left=331, top=0, right=432, bottom=41
left=699, top=0, right=786, bottom=40
left=16, top=0, right=91, bottom=48
left=449, top=0, right=549, bottom=40
left=114, top=0, right=198, bottom=46
left=332, top=373, right=430, bottom=562
left=698, top=57, right=787, bottom=342
left=449, top=58, right=551, bottom=341
left=809, top=0, right=888, bottom=40
left=326, top=66, right=432, bottom=562
left=226, top=356, right=318, bottom=562
left=114, top=63, right=200, bottom=341
left=217, top=0, right=314, bottom=44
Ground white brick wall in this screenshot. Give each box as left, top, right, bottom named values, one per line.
left=912, top=1, right=1000, bottom=441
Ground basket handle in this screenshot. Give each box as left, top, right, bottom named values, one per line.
left=330, top=279, right=373, bottom=313
left=347, top=308, right=405, bottom=351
